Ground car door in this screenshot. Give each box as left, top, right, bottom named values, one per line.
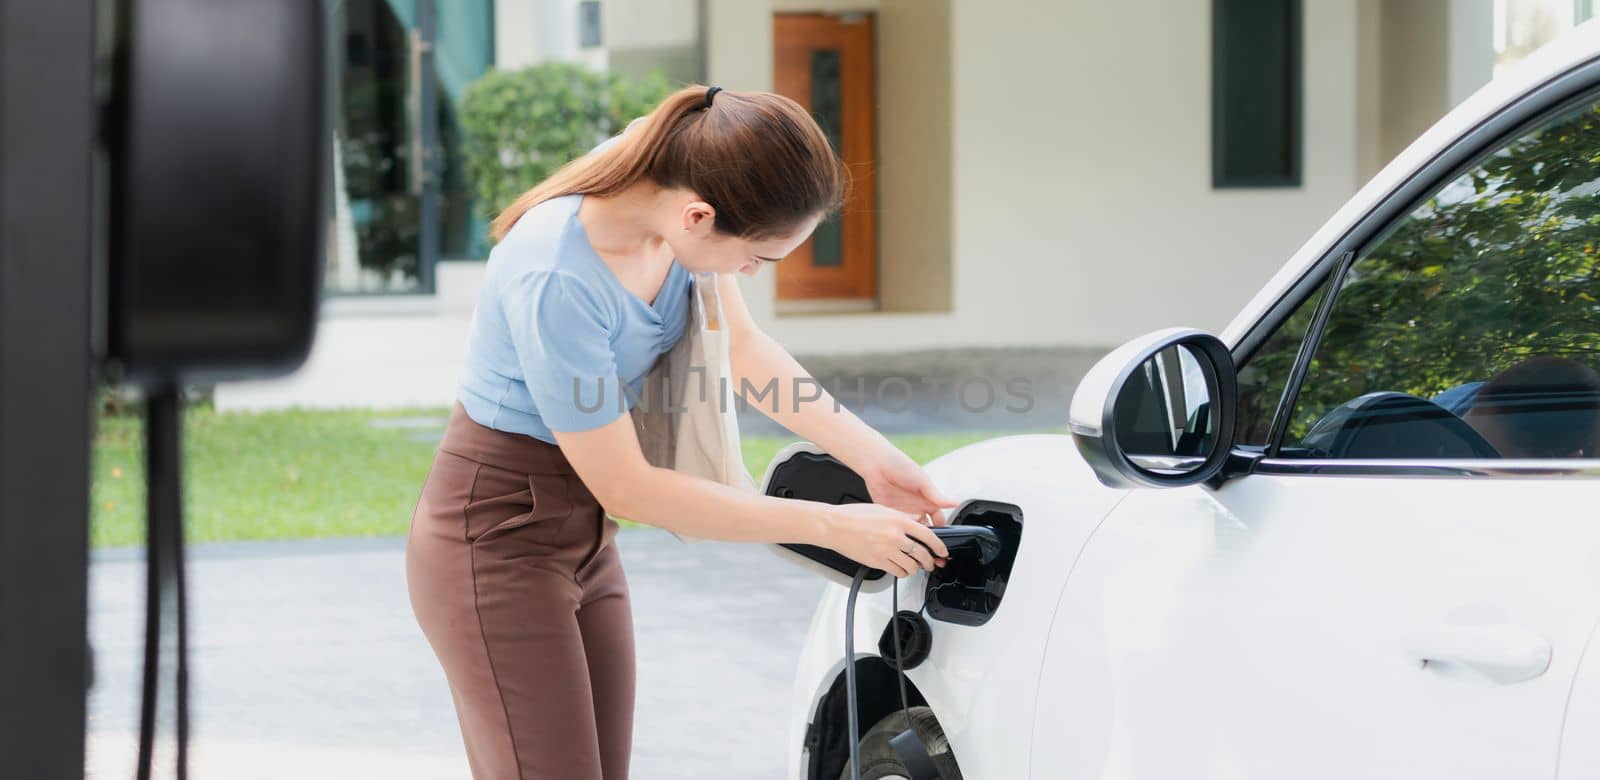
left=1033, top=86, right=1600, bottom=777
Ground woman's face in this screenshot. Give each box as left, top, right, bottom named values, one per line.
left=666, top=200, right=821, bottom=276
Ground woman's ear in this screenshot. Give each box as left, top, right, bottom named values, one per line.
left=681, top=200, right=716, bottom=233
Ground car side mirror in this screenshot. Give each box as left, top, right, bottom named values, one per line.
left=1069, top=328, right=1238, bottom=488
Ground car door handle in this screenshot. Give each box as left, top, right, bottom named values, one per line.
left=1407, top=623, right=1552, bottom=685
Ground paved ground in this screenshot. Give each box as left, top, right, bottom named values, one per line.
left=84, top=347, right=1105, bottom=777
left=737, top=346, right=1103, bottom=435
left=86, top=529, right=829, bottom=779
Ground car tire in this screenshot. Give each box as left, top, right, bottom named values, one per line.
left=839, top=706, right=963, bottom=780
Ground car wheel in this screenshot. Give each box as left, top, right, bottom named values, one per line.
left=839, top=706, right=963, bottom=780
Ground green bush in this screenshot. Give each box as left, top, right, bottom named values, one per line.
left=459, top=62, right=673, bottom=228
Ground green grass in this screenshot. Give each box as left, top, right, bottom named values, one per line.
left=91, top=407, right=1022, bottom=549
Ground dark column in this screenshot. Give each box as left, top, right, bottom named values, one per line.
left=0, top=1, right=97, bottom=778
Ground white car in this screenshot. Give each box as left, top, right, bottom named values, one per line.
left=769, top=22, right=1600, bottom=780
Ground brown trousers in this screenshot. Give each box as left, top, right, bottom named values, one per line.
left=406, top=402, right=634, bottom=779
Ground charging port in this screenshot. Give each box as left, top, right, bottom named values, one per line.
left=923, top=500, right=1022, bottom=626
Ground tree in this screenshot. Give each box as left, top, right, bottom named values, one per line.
left=458, top=62, right=672, bottom=229
left=1286, top=101, right=1600, bottom=441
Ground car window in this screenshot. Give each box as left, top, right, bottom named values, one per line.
left=1233, top=276, right=1331, bottom=448
left=1280, top=97, right=1600, bottom=460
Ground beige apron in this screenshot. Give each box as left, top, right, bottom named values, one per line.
left=623, top=271, right=757, bottom=542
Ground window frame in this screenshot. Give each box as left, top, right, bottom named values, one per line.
left=1223, top=60, right=1600, bottom=480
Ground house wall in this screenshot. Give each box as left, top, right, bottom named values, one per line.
left=1448, top=0, right=1496, bottom=106
left=712, top=0, right=1370, bottom=353
left=1382, top=0, right=1454, bottom=170
left=495, top=0, right=607, bottom=70
left=494, top=0, right=542, bottom=68
left=1358, top=0, right=1496, bottom=188
left=1357, top=0, right=1385, bottom=185
left=603, top=0, right=702, bottom=83
left=948, top=0, right=1363, bottom=347
left=875, top=0, right=954, bottom=313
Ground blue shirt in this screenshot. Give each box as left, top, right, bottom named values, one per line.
left=457, top=192, right=692, bottom=443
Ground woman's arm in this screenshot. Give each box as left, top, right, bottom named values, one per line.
left=716, top=274, right=957, bottom=519
left=550, top=414, right=949, bottom=576
left=496, top=266, right=946, bottom=573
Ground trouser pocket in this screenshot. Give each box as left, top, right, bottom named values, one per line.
left=461, top=459, right=574, bottom=545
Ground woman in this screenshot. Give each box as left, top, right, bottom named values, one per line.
left=405, top=84, right=954, bottom=780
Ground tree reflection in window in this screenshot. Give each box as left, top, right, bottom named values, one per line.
left=1285, top=98, right=1600, bottom=457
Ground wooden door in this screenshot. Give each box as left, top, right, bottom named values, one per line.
left=773, top=13, right=876, bottom=304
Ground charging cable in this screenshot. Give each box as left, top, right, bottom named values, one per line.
left=890, top=576, right=912, bottom=723
left=136, top=386, right=190, bottom=780
left=844, top=567, right=869, bottom=780
left=843, top=565, right=928, bottom=780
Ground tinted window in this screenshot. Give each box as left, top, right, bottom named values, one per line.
left=1282, top=98, right=1600, bottom=459
left=1232, top=276, right=1329, bottom=448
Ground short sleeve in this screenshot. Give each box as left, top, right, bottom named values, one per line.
left=499, top=270, right=625, bottom=433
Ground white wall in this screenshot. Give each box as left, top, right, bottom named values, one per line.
left=1367, top=0, right=1494, bottom=182
left=874, top=0, right=953, bottom=312
left=709, top=0, right=1365, bottom=353
left=945, top=0, right=1363, bottom=347
left=1450, top=0, right=1497, bottom=106
left=495, top=0, right=540, bottom=68
left=215, top=260, right=488, bottom=411
left=603, top=0, right=699, bottom=49
left=494, top=0, right=606, bottom=70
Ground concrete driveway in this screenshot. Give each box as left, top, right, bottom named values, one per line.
left=86, top=528, right=831, bottom=779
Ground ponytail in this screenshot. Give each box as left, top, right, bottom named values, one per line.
left=489, top=84, right=845, bottom=243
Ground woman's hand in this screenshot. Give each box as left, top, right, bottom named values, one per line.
left=821, top=503, right=951, bottom=578
left=858, top=446, right=959, bottom=524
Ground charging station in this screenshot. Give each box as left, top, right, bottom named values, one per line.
left=0, top=3, right=326, bottom=777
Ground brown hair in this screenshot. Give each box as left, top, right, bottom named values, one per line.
left=489, top=84, right=846, bottom=243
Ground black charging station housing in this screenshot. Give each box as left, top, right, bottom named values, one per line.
left=104, top=0, right=327, bottom=387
